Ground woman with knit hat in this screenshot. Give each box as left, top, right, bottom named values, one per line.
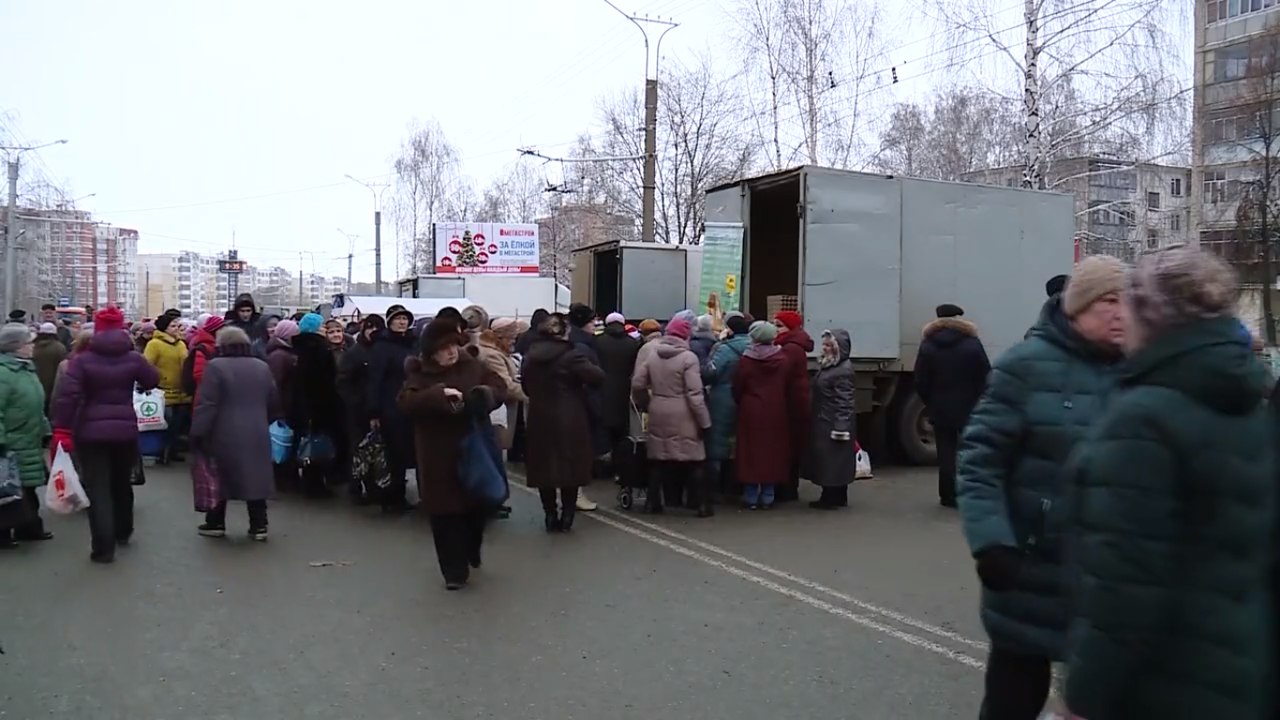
left=366, top=306, right=418, bottom=512
left=704, top=312, right=751, bottom=497
left=337, top=314, right=384, bottom=504
left=398, top=316, right=507, bottom=590
left=187, top=315, right=225, bottom=401
left=476, top=317, right=525, bottom=452
left=264, top=319, right=300, bottom=491
left=0, top=323, right=54, bottom=547
left=143, top=313, right=192, bottom=464
left=51, top=306, right=159, bottom=563
left=288, top=313, right=345, bottom=497
left=1062, top=246, right=1275, bottom=720
left=956, top=254, right=1126, bottom=719
left=632, top=314, right=713, bottom=516
left=772, top=310, right=813, bottom=503
left=732, top=320, right=797, bottom=509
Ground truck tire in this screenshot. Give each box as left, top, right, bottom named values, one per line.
left=895, top=393, right=936, bottom=466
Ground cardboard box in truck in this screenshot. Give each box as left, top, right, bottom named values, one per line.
left=704, top=166, right=1074, bottom=463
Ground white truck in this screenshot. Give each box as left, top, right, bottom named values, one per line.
left=396, top=275, right=569, bottom=322
left=703, top=166, right=1075, bottom=463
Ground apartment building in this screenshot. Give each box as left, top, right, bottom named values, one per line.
left=3, top=208, right=141, bottom=317
left=962, top=157, right=1192, bottom=261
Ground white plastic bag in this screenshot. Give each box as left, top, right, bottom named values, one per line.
left=855, top=446, right=873, bottom=479
left=44, top=445, right=90, bottom=514
left=134, top=389, right=167, bottom=431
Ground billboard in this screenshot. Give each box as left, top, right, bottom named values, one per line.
left=433, top=222, right=539, bottom=275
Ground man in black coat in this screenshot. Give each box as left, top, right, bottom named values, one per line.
left=567, top=303, right=607, bottom=508
left=913, top=303, right=991, bottom=508
left=595, top=312, right=640, bottom=470
left=224, top=293, right=262, bottom=338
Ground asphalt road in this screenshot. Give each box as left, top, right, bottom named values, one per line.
left=1, top=464, right=996, bottom=719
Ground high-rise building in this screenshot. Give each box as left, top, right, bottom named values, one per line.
left=5, top=208, right=140, bottom=317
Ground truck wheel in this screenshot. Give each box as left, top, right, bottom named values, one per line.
left=895, top=394, right=937, bottom=466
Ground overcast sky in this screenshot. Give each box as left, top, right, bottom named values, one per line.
left=0, top=1, right=1187, bottom=282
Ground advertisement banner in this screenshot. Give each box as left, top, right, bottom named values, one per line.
left=697, top=222, right=745, bottom=330
left=434, top=222, right=540, bottom=275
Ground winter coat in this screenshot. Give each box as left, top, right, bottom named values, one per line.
left=807, top=330, right=856, bottom=488
left=366, top=330, right=417, bottom=469
left=631, top=336, right=711, bottom=462
left=568, top=324, right=609, bottom=455
left=732, top=344, right=795, bottom=486
left=689, top=330, right=717, bottom=368
left=1063, top=316, right=1276, bottom=720
left=289, top=333, right=345, bottom=452
left=223, top=309, right=263, bottom=339
left=913, top=317, right=991, bottom=431
left=521, top=336, right=605, bottom=490
left=397, top=349, right=506, bottom=515
left=190, top=347, right=281, bottom=502
left=778, top=328, right=814, bottom=454
left=595, top=324, right=640, bottom=431
left=52, top=330, right=159, bottom=444
left=0, top=354, right=51, bottom=487
left=264, top=338, right=297, bottom=407
left=143, top=330, right=192, bottom=406
left=32, top=335, right=66, bottom=415
left=635, top=334, right=662, bottom=375
left=956, top=295, right=1118, bottom=660
left=188, top=330, right=217, bottom=400
left=336, top=338, right=373, bottom=438
left=703, top=334, right=749, bottom=461
left=476, top=331, right=525, bottom=450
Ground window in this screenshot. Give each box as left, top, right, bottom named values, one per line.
left=1171, top=177, right=1183, bottom=196
left=1214, top=44, right=1251, bottom=82
left=1205, top=169, right=1228, bottom=203
left=1170, top=213, right=1182, bottom=232
left=1147, top=191, right=1161, bottom=209
left=1147, top=229, right=1160, bottom=250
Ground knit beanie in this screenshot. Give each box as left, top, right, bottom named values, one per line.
left=726, top=314, right=751, bottom=336
left=201, top=315, right=225, bottom=334
left=638, top=319, right=662, bottom=336
left=774, top=311, right=803, bottom=331
left=155, top=314, right=175, bottom=333
left=0, top=323, right=32, bottom=354
left=94, top=306, right=125, bottom=334
left=695, top=314, right=713, bottom=332
left=749, top=320, right=778, bottom=344
left=671, top=309, right=696, bottom=326
left=491, top=317, right=519, bottom=343
left=273, top=319, right=300, bottom=341
left=568, top=303, right=595, bottom=329
left=1063, top=256, right=1127, bottom=318
left=605, top=312, right=626, bottom=326
left=666, top=316, right=692, bottom=340
left=1126, top=245, right=1238, bottom=339
left=298, top=313, right=324, bottom=334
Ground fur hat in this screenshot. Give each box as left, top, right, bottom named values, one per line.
left=155, top=314, right=175, bottom=333
left=1126, top=245, right=1238, bottom=339
left=1063, top=256, right=1127, bottom=318
left=774, top=310, right=803, bottom=331
left=490, top=317, right=519, bottom=343
left=666, top=316, right=692, bottom=340
left=6, top=310, right=25, bottom=323
left=0, top=323, right=33, bottom=353
left=461, top=304, right=490, bottom=332
left=538, top=312, right=569, bottom=337
left=419, top=316, right=467, bottom=356
left=638, top=318, right=661, bottom=336
left=936, top=304, right=964, bottom=318
left=749, top=320, right=778, bottom=344
left=386, top=307, right=415, bottom=326
left=568, top=303, right=595, bottom=329
left=1046, top=274, right=1068, bottom=298
left=94, top=306, right=125, bottom=334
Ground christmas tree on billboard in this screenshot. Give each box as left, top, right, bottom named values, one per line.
left=457, top=229, right=478, bottom=267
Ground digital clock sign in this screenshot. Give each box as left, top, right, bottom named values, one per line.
left=218, top=259, right=248, bottom=274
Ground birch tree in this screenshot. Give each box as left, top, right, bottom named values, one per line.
left=933, top=0, right=1190, bottom=189
left=390, top=119, right=462, bottom=275
left=876, top=87, right=1023, bottom=180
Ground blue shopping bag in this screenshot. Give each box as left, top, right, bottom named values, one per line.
left=458, top=413, right=508, bottom=508
left=269, top=421, right=294, bottom=465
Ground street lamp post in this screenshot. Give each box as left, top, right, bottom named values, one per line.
left=344, top=174, right=390, bottom=295
left=1, top=139, right=68, bottom=313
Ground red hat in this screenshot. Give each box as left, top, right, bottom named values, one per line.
left=666, top=316, right=692, bottom=341
left=94, top=306, right=125, bottom=333
left=202, top=315, right=225, bottom=334
left=774, top=311, right=803, bottom=331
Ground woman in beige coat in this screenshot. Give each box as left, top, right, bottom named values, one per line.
left=475, top=318, right=525, bottom=450
left=631, top=315, right=713, bottom=517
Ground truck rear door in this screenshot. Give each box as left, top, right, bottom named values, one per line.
left=802, top=168, right=901, bottom=359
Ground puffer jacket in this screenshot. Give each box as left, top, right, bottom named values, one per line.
left=0, top=354, right=51, bottom=487
left=143, top=329, right=191, bottom=405
left=703, top=333, right=749, bottom=461
left=956, top=295, right=1119, bottom=660
left=1063, top=316, right=1276, bottom=720
left=52, top=330, right=159, bottom=443
left=631, top=336, right=710, bottom=462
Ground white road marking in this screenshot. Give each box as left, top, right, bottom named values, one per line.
left=508, top=480, right=985, bottom=670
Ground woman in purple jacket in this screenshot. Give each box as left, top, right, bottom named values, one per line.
left=51, top=306, right=159, bottom=564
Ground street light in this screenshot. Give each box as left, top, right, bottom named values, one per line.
left=3, top=139, right=69, bottom=313
left=344, top=174, right=391, bottom=295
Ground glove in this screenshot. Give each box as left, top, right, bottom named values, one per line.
left=830, top=430, right=851, bottom=441
left=974, top=546, right=1023, bottom=592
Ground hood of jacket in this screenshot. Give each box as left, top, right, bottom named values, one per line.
left=603, top=322, right=630, bottom=338
left=0, top=353, right=34, bottom=374
left=1121, top=316, right=1268, bottom=416
left=266, top=336, right=294, bottom=353
left=152, top=329, right=181, bottom=347
left=376, top=329, right=416, bottom=350
left=192, top=328, right=217, bottom=350
left=779, top=327, right=814, bottom=353
left=89, top=329, right=135, bottom=357
left=922, top=317, right=978, bottom=348
left=525, top=336, right=573, bottom=366
left=1028, top=295, right=1120, bottom=365
left=654, top=335, right=692, bottom=360
left=745, top=343, right=785, bottom=362
left=822, top=328, right=852, bottom=363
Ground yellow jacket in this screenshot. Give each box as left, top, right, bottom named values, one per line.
left=144, top=330, right=192, bottom=406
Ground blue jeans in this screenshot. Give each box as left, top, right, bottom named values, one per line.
left=743, top=484, right=775, bottom=506
left=164, top=403, right=192, bottom=458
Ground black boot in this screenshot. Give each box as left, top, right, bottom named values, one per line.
left=559, top=505, right=576, bottom=532
left=544, top=511, right=562, bottom=533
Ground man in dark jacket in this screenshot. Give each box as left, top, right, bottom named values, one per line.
left=595, top=312, right=640, bottom=471
left=913, top=303, right=990, bottom=508
left=958, top=255, right=1125, bottom=720
left=567, top=302, right=606, bottom=509
left=224, top=293, right=261, bottom=338
left=39, top=304, right=73, bottom=349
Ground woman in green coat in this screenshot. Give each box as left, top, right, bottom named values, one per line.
left=1064, top=246, right=1276, bottom=720
left=0, top=323, right=53, bottom=547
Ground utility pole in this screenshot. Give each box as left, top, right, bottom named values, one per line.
left=345, top=175, right=390, bottom=294
left=297, top=252, right=304, bottom=310
left=600, top=0, right=677, bottom=243
left=336, top=228, right=360, bottom=290
left=1, top=140, right=68, bottom=313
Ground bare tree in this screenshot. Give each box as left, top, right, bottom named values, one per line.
left=390, top=119, right=461, bottom=275
left=476, top=162, right=549, bottom=223
left=934, top=0, right=1190, bottom=189
left=876, top=87, right=1023, bottom=180
left=875, top=103, right=929, bottom=177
